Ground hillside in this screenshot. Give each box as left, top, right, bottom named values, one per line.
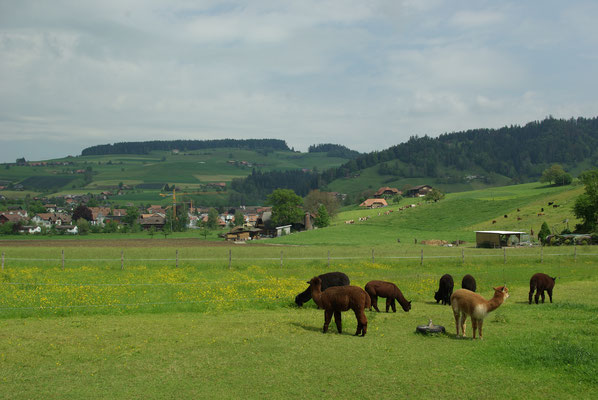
left=268, top=182, right=582, bottom=247
left=0, top=147, right=352, bottom=205
left=233, top=116, right=598, bottom=201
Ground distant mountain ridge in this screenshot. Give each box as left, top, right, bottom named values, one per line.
left=81, top=139, right=291, bottom=156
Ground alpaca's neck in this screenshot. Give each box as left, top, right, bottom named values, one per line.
left=485, top=293, right=505, bottom=313
left=310, top=284, right=323, bottom=308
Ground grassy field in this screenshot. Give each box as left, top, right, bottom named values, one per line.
left=0, top=246, right=596, bottom=399
left=1, top=181, right=597, bottom=398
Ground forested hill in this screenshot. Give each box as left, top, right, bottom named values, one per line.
left=81, top=139, right=290, bottom=156
left=319, top=116, right=598, bottom=183
left=231, top=116, right=598, bottom=202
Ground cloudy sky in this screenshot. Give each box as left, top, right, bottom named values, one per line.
left=1, top=0, right=597, bottom=163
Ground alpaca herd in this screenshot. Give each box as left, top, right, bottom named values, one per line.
left=296, top=270, right=555, bottom=339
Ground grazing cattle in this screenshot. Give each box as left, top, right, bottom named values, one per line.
left=451, top=286, right=509, bottom=339
left=308, top=276, right=371, bottom=336
left=548, top=202, right=553, bottom=206
left=295, top=272, right=350, bottom=307
left=529, top=273, right=556, bottom=304
left=434, top=274, right=454, bottom=305
left=364, top=280, right=411, bottom=313
left=517, top=217, right=522, bottom=221
left=553, top=204, right=559, bottom=208
left=492, top=220, right=497, bottom=224
left=517, top=208, right=520, bottom=212
left=461, top=274, right=477, bottom=292
left=504, top=214, right=508, bottom=218
left=537, top=212, right=545, bottom=216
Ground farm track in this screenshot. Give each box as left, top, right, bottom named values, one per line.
left=0, top=238, right=267, bottom=247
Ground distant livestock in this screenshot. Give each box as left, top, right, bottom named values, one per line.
left=517, top=217, right=522, bottom=221
left=308, top=276, right=371, bottom=336
left=451, top=286, right=510, bottom=339
left=295, top=272, right=350, bottom=307
left=364, top=280, right=411, bottom=313
left=548, top=202, right=553, bottom=206
left=461, top=274, right=477, bottom=292
left=529, top=273, right=556, bottom=304
left=553, top=204, right=560, bottom=208
left=537, top=212, right=545, bottom=216
left=504, top=214, right=508, bottom=218
left=492, top=220, right=497, bottom=224
left=434, top=274, right=454, bottom=305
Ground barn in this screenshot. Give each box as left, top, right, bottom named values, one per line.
left=475, top=230, right=527, bottom=248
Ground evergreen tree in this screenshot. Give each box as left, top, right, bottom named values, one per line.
left=538, top=222, right=551, bottom=244
left=573, top=169, right=598, bottom=232
left=314, top=204, right=330, bottom=228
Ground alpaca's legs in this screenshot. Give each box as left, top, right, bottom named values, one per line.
left=333, top=311, right=342, bottom=334
left=323, top=310, right=333, bottom=333
left=459, top=314, right=467, bottom=337
left=472, top=319, right=478, bottom=339
left=528, top=284, right=536, bottom=304
left=548, top=288, right=553, bottom=303
left=371, top=295, right=380, bottom=312
left=478, top=320, right=484, bottom=339
left=540, top=290, right=546, bottom=303
left=453, top=310, right=460, bottom=336
left=386, top=298, right=396, bottom=313
left=534, top=290, right=540, bottom=304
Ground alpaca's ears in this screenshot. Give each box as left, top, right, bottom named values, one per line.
left=552, top=277, right=557, bottom=281
left=408, top=301, right=412, bottom=305
left=306, top=281, right=310, bottom=284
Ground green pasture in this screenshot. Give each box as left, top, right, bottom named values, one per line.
left=270, top=182, right=582, bottom=247
left=0, top=243, right=597, bottom=398
left=0, top=148, right=351, bottom=194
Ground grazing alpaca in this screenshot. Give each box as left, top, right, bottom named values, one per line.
left=434, top=274, right=454, bottom=305
left=451, top=286, right=509, bottom=339
left=461, top=274, right=477, bottom=292
left=295, top=272, right=350, bottom=307
left=529, top=273, right=556, bottom=304
left=364, top=280, right=411, bottom=313
left=308, top=276, right=370, bottom=336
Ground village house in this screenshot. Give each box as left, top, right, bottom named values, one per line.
left=88, top=207, right=112, bottom=226
left=374, top=187, right=401, bottom=198
left=359, top=198, right=388, bottom=208
left=31, top=213, right=72, bottom=228
left=0, top=213, right=25, bottom=225
left=138, top=214, right=166, bottom=230
left=405, top=185, right=433, bottom=197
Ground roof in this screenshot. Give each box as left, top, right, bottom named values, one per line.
left=475, top=231, right=527, bottom=235
left=359, top=198, right=388, bottom=207
left=375, top=187, right=399, bottom=195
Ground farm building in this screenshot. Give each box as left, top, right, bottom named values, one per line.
left=374, top=187, right=401, bottom=198
left=359, top=198, right=388, bottom=208
left=475, top=231, right=528, bottom=248
left=405, top=185, right=433, bottom=197
left=225, top=226, right=262, bottom=241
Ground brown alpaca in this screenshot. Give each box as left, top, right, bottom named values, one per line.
left=451, top=286, right=509, bottom=339
left=309, top=276, right=370, bottom=336
left=364, top=280, right=411, bottom=313
left=529, top=273, right=556, bottom=304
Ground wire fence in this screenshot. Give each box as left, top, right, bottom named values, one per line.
left=2, top=246, right=598, bottom=270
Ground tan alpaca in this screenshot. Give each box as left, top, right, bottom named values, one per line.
left=451, top=286, right=509, bottom=339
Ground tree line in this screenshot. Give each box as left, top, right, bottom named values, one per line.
left=81, top=139, right=291, bottom=156
left=229, top=116, right=598, bottom=202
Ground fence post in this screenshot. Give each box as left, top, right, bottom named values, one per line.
left=328, top=250, right=330, bottom=268
left=420, top=249, right=423, bottom=266
left=461, top=248, right=464, bottom=264
left=62, top=249, right=64, bottom=270
left=229, top=249, right=232, bottom=269
left=280, top=251, right=283, bottom=267
left=372, top=249, right=375, bottom=263
left=503, top=247, right=506, bottom=264
left=541, top=246, right=543, bottom=263
left=121, top=250, right=124, bottom=270
left=1, top=252, right=4, bottom=271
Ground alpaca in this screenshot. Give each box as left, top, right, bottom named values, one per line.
left=451, top=286, right=509, bottom=339
left=364, top=280, right=411, bottom=313
left=308, top=276, right=370, bottom=336
left=461, top=274, right=477, bottom=292
left=295, top=272, right=350, bottom=307
left=434, top=274, right=454, bottom=305
left=529, top=273, right=556, bottom=304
